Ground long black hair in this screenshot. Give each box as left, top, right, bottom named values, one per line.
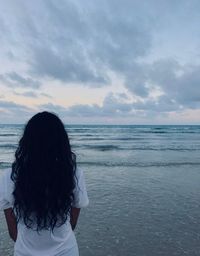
left=11, top=111, right=76, bottom=231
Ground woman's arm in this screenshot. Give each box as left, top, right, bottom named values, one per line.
left=70, top=207, right=81, bottom=231
left=4, top=208, right=17, bottom=242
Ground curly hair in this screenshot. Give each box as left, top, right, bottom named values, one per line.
left=11, top=111, right=76, bottom=231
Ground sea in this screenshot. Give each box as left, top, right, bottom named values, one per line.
left=0, top=124, right=200, bottom=256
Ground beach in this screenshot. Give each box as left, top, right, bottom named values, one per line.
left=1, top=125, right=200, bottom=255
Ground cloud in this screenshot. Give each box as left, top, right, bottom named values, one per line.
left=66, top=95, right=132, bottom=118
left=38, top=92, right=169, bottom=119
left=2, top=0, right=198, bottom=97
left=0, top=100, right=35, bottom=123
left=40, top=93, right=53, bottom=99
left=0, top=100, right=33, bottom=111
left=0, top=72, right=41, bottom=88
left=145, top=60, right=200, bottom=108
left=13, top=91, right=38, bottom=98
left=121, top=58, right=200, bottom=111
left=169, top=64, right=200, bottom=105
left=30, top=46, right=109, bottom=85
left=38, top=103, right=67, bottom=113
left=0, top=0, right=153, bottom=87
left=132, top=95, right=181, bottom=113
left=38, top=93, right=133, bottom=119
left=13, top=91, right=53, bottom=98
left=0, top=0, right=200, bottom=123
left=0, top=88, right=197, bottom=124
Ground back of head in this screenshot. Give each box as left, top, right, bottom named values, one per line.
left=11, top=111, right=76, bottom=231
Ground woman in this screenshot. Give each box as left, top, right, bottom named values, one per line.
left=0, top=111, right=89, bottom=256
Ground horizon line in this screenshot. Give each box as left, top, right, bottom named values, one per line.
left=0, top=123, right=200, bottom=126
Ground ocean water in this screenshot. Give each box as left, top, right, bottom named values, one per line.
left=0, top=124, right=200, bottom=256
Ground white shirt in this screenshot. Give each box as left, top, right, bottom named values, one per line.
left=0, top=168, right=89, bottom=256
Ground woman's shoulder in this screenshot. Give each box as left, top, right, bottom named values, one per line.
left=0, top=168, right=13, bottom=184
left=0, top=168, right=14, bottom=193
left=73, top=167, right=89, bottom=208
left=74, top=167, right=87, bottom=185
left=75, top=167, right=83, bottom=177
left=0, top=168, right=14, bottom=210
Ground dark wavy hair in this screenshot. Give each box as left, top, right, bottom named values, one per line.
left=11, top=111, right=76, bottom=231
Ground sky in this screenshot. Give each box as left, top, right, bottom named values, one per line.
left=0, top=0, right=200, bottom=124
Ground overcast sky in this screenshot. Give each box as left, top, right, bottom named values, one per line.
left=0, top=0, right=200, bottom=124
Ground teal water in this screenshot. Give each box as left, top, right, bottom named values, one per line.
left=0, top=125, right=200, bottom=255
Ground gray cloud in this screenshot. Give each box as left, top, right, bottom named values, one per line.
left=39, top=103, right=67, bottom=113
left=0, top=88, right=194, bottom=125
left=66, top=92, right=183, bottom=119
left=0, top=100, right=32, bottom=111
left=13, top=91, right=38, bottom=98
left=30, top=47, right=108, bottom=85
left=0, top=0, right=200, bottom=122
left=0, top=72, right=41, bottom=88
left=122, top=58, right=200, bottom=111
left=38, top=93, right=133, bottom=119
left=67, top=96, right=132, bottom=118
left=146, top=60, right=200, bottom=108
left=40, top=93, right=53, bottom=99
left=132, top=95, right=181, bottom=113
left=0, top=100, right=35, bottom=123
left=171, top=65, right=200, bottom=105
left=39, top=92, right=178, bottom=120
left=0, top=0, right=153, bottom=87
left=12, top=91, right=52, bottom=99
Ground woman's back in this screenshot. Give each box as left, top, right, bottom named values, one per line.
left=0, top=112, right=89, bottom=256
